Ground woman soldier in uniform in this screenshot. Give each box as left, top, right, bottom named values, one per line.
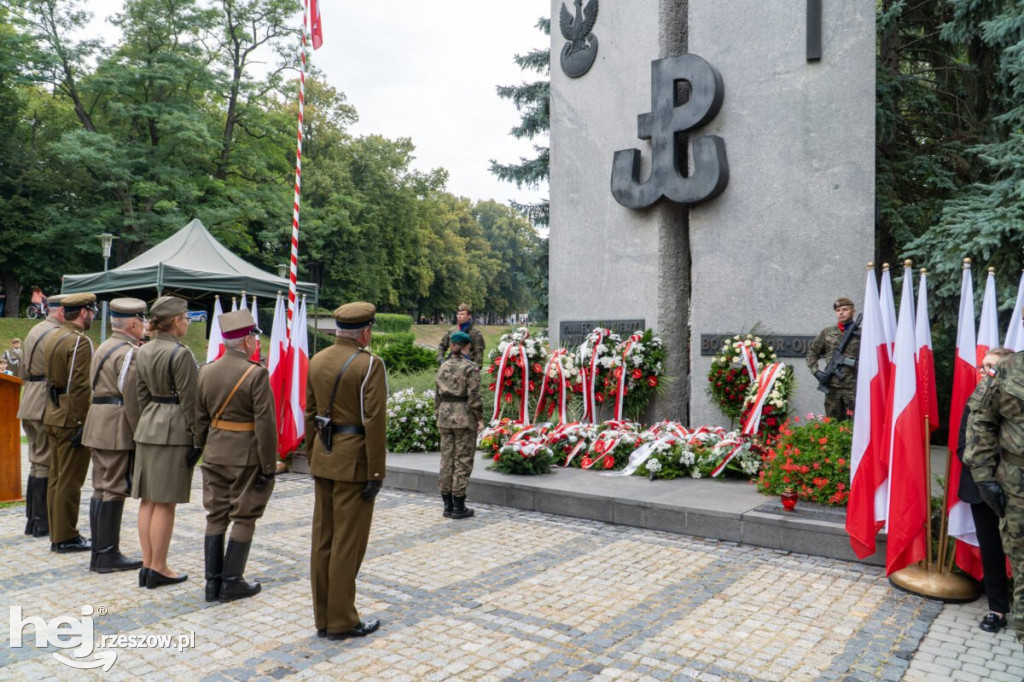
left=132, top=296, right=198, bottom=588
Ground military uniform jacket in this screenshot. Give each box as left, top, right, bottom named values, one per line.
left=966, top=352, right=1024, bottom=484
left=435, top=356, right=482, bottom=429
left=134, top=332, right=198, bottom=447
left=42, top=322, right=94, bottom=428
left=805, top=323, right=861, bottom=390
left=437, top=323, right=486, bottom=366
left=305, top=337, right=388, bottom=482
left=16, top=316, right=61, bottom=421
left=196, top=348, right=277, bottom=474
left=82, top=331, right=141, bottom=451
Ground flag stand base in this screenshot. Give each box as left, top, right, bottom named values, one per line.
left=888, top=563, right=980, bottom=603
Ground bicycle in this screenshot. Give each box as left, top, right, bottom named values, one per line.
left=26, top=302, right=48, bottom=319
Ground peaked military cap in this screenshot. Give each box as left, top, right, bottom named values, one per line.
left=451, top=331, right=472, bottom=345
left=47, top=294, right=65, bottom=307
left=61, top=292, right=97, bottom=312
left=220, top=309, right=260, bottom=339
left=833, top=297, right=855, bottom=310
left=109, top=297, right=147, bottom=318
left=334, top=301, right=376, bottom=330
left=150, top=295, right=188, bottom=321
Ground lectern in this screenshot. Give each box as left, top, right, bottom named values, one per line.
left=0, top=372, right=23, bottom=502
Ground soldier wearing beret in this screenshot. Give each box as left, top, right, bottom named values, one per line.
left=17, top=294, right=64, bottom=538
left=436, top=303, right=486, bottom=367
left=42, top=292, right=97, bottom=553
left=806, top=297, right=860, bottom=421
left=436, top=330, right=483, bottom=519
left=80, top=298, right=147, bottom=573
left=133, top=295, right=197, bottom=589
left=196, top=309, right=277, bottom=603
left=306, top=301, right=387, bottom=640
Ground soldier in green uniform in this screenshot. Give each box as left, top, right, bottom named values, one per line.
left=806, top=297, right=860, bottom=420
left=966, top=347, right=1024, bottom=646
left=436, top=303, right=486, bottom=366
left=82, top=297, right=146, bottom=573
left=306, top=301, right=387, bottom=640
left=42, top=292, right=97, bottom=553
left=196, top=309, right=278, bottom=603
left=17, top=294, right=64, bottom=538
left=435, top=331, right=483, bottom=519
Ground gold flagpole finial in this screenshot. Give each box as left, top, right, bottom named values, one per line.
left=963, top=258, right=972, bottom=268
left=989, top=267, right=996, bottom=275
left=867, top=261, right=875, bottom=269
left=903, top=259, right=913, bottom=268
left=882, top=262, right=890, bottom=271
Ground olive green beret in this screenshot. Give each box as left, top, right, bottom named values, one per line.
left=150, top=295, right=188, bottom=321
left=833, top=297, right=855, bottom=310
left=451, top=331, right=472, bottom=344
left=334, top=301, right=376, bottom=330
left=62, top=292, right=97, bottom=312
left=109, top=297, right=147, bottom=317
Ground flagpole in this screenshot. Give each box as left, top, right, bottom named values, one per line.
left=287, top=0, right=309, bottom=345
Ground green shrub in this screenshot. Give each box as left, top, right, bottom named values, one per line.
left=379, top=337, right=435, bottom=374
left=375, top=313, right=413, bottom=334
left=371, top=332, right=417, bottom=350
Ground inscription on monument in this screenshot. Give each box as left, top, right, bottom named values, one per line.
left=699, top=334, right=815, bottom=358
left=560, top=319, right=645, bottom=349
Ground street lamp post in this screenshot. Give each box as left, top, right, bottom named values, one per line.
left=99, top=233, right=115, bottom=342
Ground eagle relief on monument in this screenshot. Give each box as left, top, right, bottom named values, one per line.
left=559, top=0, right=598, bottom=78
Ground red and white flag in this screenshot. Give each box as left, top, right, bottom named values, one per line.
left=230, top=296, right=238, bottom=313
left=946, top=261, right=983, bottom=579
left=884, top=264, right=927, bottom=576
left=278, top=296, right=309, bottom=456
left=309, top=0, right=324, bottom=49
left=915, top=270, right=939, bottom=431
left=205, top=296, right=226, bottom=364
left=249, top=296, right=261, bottom=363
left=879, top=265, right=898, bottom=360
left=977, top=269, right=999, bottom=371
left=1005, top=271, right=1024, bottom=352
left=268, top=293, right=288, bottom=413
left=846, top=267, right=891, bottom=559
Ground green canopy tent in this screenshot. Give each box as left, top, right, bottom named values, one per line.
left=61, top=219, right=318, bottom=303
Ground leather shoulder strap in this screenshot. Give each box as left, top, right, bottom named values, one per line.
left=325, top=351, right=361, bottom=419
left=91, top=342, right=130, bottom=391
left=212, top=364, right=259, bottom=422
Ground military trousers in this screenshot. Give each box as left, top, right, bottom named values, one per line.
left=24, top=418, right=51, bottom=477
left=311, top=477, right=375, bottom=634
left=45, top=427, right=90, bottom=544
left=90, top=448, right=133, bottom=502
left=998, top=459, right=1024, bottom=642
left=202, top=463, right=275, bottom=542
left=823, top=390, right=855, bottom=422
left=438, top=428, right=476, bottom=496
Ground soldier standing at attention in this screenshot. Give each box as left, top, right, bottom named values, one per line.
left=133, top=295, right=197, bottom=589
left=966, top=345, right=1024, bottom=647
left=306, top=302, right=387, bottom=640
left=806, top=297, right=860, bottom=420
left=436, top=331, right=483, bottom=519
left=82, top=298, right=147, bottom=573
left=196, top=309, right=278, bottom=603
left=42, top=292, right=97, bottom=553
left=17, top=294, right=64, bottom=538
left=436, top=303, right=486, bottom=367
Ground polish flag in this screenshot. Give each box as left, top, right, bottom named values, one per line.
left=278, top=296, right=309, bottom=456
left=205, top=296, right=226, bottom=364
left=946, top=261, right=983, bottom=580
left=977, top=269, right=999, bottom=371
left=310, top=0, right=324, bottom=50
left=268, top=294, right=291, bottom=457
left=915, top=270, right=939, bottom=431
left=249, top=295, right=261, bottom=363
left=879, top=265, right=897, bottom=360
left=884, top=264, right=927, bottom=576
left=1005, top=271, right=1024, bottom=352
left=846, top=265, right=892, bottom=559
left=230, top=296, right=238, bottom=313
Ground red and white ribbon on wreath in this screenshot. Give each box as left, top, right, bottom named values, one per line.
left=614, top=332, right=643, bottom=421
left=738, top=343, right=760, bottom=381
left=491, top=333, right=532, bottom=424
left=741, top=362, right=785, bottom=436
left=582, top=430, right=624, bottom=469
left=710, top=436, right=747, bottom=477
left=579, top=328, right=610, bottom=423
left=535, top=348, right=568, bottom=424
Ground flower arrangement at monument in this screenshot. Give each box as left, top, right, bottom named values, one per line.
left=486, top=327, right=550, bottom=423
left=385, top=388, right=440, bottom=452
left=609, top=422, right=760, bottom=480
left=706, top=332, right=793, bottom=437
left=477, top=418, right=526, bottom=457
left=575, top=327, right=622, bottom=421
left=607, top=329, right=666, bottom=422
left=576, top=420, right=642, bottom=470
left=533, top=348, right=582, bottom=423
left=543, top=421, right=599, bottom=466
left=756, top=415, right=852, bottom=505
left=490, top=427, right=556, bottom=475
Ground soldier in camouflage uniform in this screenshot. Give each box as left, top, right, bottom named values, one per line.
left=435, top=331, right=483, bottom=519
left=436, top=303, right=486, bottom=367
left=806, top=297, right=860, bottom=420
left=965, top=347, right=1024, bottom=646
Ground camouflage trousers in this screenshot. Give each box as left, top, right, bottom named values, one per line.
left=998, top=460, right=1024, bottom=643
left=439, top=428, right=476, bottom=497
left=823, top=389, right=855, bottom=422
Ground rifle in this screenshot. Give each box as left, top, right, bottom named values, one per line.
left=815, top=313, right=862, bottom=394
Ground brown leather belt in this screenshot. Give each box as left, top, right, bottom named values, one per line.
left=331, top=424, right=365, bottom=435
left=151, top=395, right=179, bottom=404
left=438, top=395, right=468, bottom=403
left=211, top=419, right=255, bottom=432
left=92, top=396, right=123, bottom=406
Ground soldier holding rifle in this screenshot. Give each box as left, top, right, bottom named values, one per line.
left=806, top=297, right=861, bottom=421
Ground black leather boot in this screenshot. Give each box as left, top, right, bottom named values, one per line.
left=24, top=476, right=34, bottom=535
left=89, top=498, right=101, bottom=571
left=94, top=500, right=143, bottom=574
left=451, top=496, right=475, bottom=520
left=442, top=493, right=453, bottom=518
left=204, top=534, right=225, bottom=603
left=31, top=478, right=49, bottom=538
left=219, top=539, right=261, bottom=602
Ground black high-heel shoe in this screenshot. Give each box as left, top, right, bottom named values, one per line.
left=146, top=569, right=188, bottom=589
left=139, top=567, right=150, bottom=587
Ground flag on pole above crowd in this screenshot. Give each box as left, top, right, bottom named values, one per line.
left=268, top=293, right=288, bottom=404
left=249, top=295, right=261, bottom=362
left=277, top=297, right=309, bottom=456
left=310, top=0, right=324, bottom=49
left=846, top=263, right=891, bottom=559
left=1006, top=270, right=1024, bottom=352
left=879, top=264, right=897, bottom=358
left=915, top=270, right=939, bottom=431
left=977, top=268, right=999, bottom=371
left=205, top=295, right=226, bottom=364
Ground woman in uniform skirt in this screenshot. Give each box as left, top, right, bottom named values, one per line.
left=132, top=296, right=198, bottom=588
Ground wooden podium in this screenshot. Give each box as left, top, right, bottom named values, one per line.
left=0, top=372, right=23, bottom=503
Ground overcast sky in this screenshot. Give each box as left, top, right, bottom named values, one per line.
left=82, top=1, right=551, bottom=208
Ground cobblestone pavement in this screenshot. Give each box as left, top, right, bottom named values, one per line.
left=1, top=465, right=1022, bottom=681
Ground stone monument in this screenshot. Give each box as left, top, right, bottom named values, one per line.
left=549, top=0, right=875, bottom=425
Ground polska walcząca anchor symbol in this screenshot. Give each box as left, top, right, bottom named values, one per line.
left=611, top=54, right=729, bottom=209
